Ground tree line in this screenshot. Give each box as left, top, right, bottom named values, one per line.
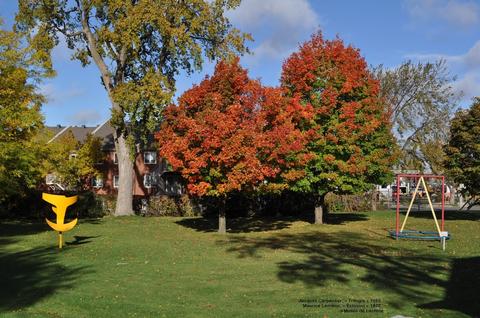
left=1, top=1, right=476, bottom=231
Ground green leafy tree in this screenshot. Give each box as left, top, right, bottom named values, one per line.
left=444, top=97, right=480, bottom=204
left=43, top=131, right=104, bottom=189
left=373, top=60, right=459, bottom=173
left=0, top=19, right=51, bottom=207
left=16, top=0, right=250, bottom=215
left=281, top=33, right=396, bottom=224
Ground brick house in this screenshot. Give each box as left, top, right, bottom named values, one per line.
left=46, top=120, right=184, bottom=197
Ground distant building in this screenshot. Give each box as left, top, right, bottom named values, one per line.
left=45, top=120, right=184, bottom=197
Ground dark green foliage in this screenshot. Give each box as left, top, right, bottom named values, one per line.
left=444, top=97, right=480, bottom=196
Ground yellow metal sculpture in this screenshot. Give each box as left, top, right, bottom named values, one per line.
left=42, top=193, right=78, bottom=248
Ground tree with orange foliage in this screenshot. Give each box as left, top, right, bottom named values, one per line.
left=281, top=32, right=396, bottom=224
left=157, top=58, right=309, bottom=233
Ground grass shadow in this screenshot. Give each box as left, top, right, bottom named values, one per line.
left=404, top=209, right=480, bottom=221
left=0, top=220, right=47, bottom=237
left=67, top=235, right=100, bottom=246
left=0, top=238, right=91, bottom=312
left=220, top=231, right=451, bottom=311
left=176, top=212, right=368, bottom=233
left=326, top=212, right=369, bottom=225
left=176, top=216, right=301, bottom=233
left=420, top=256, right=480, bottom=317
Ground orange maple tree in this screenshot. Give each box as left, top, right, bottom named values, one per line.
left=156, top=58, right=309, bottom=232
left=281, top=32, right=396, bottom=224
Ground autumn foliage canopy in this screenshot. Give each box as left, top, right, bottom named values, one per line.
left=158, top=32, right=395, bottom=201
left=156, top=58, right=310, bottom=197
left=281, top=32, right=396, bottom=197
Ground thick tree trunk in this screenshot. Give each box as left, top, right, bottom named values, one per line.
left=79, top=7, right=134, bottom=216
left=314, top=195, right=327, bottom=224
left=114, top=133, right=134, bottom=216
left=218, top=196, right=226, bottom=234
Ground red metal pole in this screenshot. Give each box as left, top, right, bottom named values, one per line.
left=396, top=174, right=400, bottom=238
left=441, top=176, right=445, bottom=231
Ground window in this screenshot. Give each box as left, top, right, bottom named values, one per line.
left=46, top=174, right=56, bottom=184
left=113, top=152, right=118, bottom=164
left=144, top=151, right=157, bottom=164
left=113, top=175, right=119, bottom=188
left=144, top=173, right=156, bottom=188
left=92, top=176, right=104, bottom=188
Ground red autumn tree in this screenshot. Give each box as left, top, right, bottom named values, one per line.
left=281, top=32, right=396, bottom=224
left=157, top=58, right=309, bottom=233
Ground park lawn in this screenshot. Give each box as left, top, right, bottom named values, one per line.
left=1, top=210, right=479, bottom=318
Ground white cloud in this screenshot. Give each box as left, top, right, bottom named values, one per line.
left=464, top=41, right=480, bottom=67
left=38, top=83, right=85, bottom=104
left=405, top=41, right=480, bottom=103
left=228, top=0, right=320, bottom=63
left=68, top=109, right=101, bottom=125
left=405, top=40, right=480, bottom=69
left=405, top=0, right=480, bottom=27
left=451, top=72, right=480, bottom=98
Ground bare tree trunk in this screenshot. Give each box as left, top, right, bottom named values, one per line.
left=314, top=195, right=327, bottom=224
left=114, top=133, right=134, bottom=216
left=218, top=196, right=226, bottom=234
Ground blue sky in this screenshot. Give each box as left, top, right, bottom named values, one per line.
left=1, top=0, right=479, bottom=126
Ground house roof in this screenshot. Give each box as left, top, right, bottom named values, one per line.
left=46, top=120, right=156, bottom=151
left=46, top=125, right=96, bottom=144
left=91, top=120, right=115, bottom=150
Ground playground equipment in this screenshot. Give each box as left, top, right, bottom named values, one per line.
left=389, top=174, right=450, bottom=250
left=42, top=193, right=78, bottom=249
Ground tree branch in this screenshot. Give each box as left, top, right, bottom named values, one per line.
left=77, top=0, right=113, bottom=94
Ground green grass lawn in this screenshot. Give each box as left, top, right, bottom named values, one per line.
left=1, top=210, right=479, bottom=317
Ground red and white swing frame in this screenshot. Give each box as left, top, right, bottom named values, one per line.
left=394, top=174, right=448, bottom=248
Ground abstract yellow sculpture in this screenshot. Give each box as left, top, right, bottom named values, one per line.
left=42, top=193, right=78, bottom=248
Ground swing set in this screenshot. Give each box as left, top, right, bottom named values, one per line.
left=388, top=174, right=450, bottom=250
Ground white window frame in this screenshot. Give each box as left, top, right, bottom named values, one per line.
left=144, top=173, right=154, bottom=188
left=113, top=175, right=119, bottom=188
left=92, top=176, right=104, bottom=188
left=46, top=174, right=57, bottom=185
left=144, top=151, right=157, bottom=164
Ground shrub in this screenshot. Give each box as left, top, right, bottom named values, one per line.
left=144, top=195, right=180, bottom=216
left=324, top=193, right=371, bottom=212
left=179, top=195, right=196, bottom=217
left=142, top=194, right=200, bottom=217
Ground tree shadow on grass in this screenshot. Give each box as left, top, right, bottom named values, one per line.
left=404, top=209, right=480, bottom=222
left=176, top=216, right=299, bottom=233
left=220, top=231, right=459, bottom=313
left=420, top=256, right=480, bottom=317
left=0, top=220, right=48, bottom=237
left=326, top=212, right=369, bottom=225
left=176, top=213, right=368, bottom=233
left=0, top=238, right=92, bottom=313
left=0, top=217, right=105, bottom=238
